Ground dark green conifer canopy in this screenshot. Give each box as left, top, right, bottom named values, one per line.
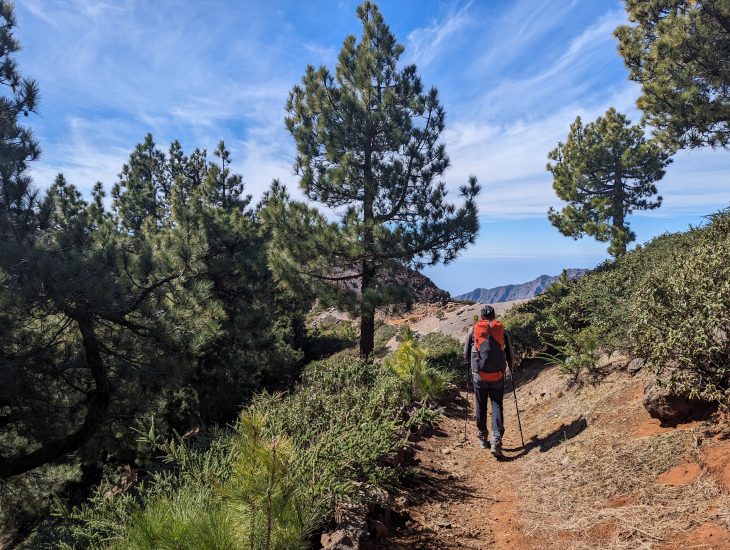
left=547, top=108, right=672, bottom=256
left=615, top=0, right=730, bottom=149
left=270, top=1, right=480, bottom=356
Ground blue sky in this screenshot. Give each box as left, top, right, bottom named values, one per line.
left=16, top=0, right=730, bottom=295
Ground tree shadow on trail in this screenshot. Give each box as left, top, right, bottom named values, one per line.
left=500, top=416, right=588, bottom=461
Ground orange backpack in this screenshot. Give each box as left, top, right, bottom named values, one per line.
left=473, top=319, right=506, bottom=382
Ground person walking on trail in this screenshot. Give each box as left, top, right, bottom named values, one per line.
left=464, top=305, right=515, bottom=458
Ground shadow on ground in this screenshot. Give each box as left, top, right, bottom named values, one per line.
left=500, top=416, right=588, bottom=461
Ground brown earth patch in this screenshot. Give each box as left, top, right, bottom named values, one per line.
left=658, top=461, right=703, bottom=486
left=377, top=315, right=728, bottom=550
left=385, top=387, right=538, bottom=549
left=657, top=522, right=730, bottom=549
left=603, top=492, right=641, bottom=508
left=703, top=441, right=730, bottom=493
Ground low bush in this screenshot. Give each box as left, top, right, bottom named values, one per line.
left=420, top=331, right=463, bottom=374
left=385, top=337, right=454, bottom=404
left=38, top=353, right=438, bottom=548
left=630, top=212, right=730, bottom=406
left=504, top=210, right=730, bottom=403
left=303, top=316, right=358, bottom=360
left=373, top=321, right=398, bottom=355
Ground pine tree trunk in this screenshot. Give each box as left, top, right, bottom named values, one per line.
left=0, top=316, right=111, bottom=477
left=359, top=260, right=375, bottom=358
left=360, top=151, right=376, bottom=359
left=612, top=173, right=627, bottom=256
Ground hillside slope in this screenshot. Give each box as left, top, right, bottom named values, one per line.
left=456, top=268, right=588, bottom=302
left=385, top=348, right=730, bottom=548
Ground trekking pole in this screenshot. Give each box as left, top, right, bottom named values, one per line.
left=510, top=365, right=525, bottom=449
left=463, top=360, right=469, bottom=441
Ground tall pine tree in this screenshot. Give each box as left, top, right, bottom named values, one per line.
left=547, top=108, right=672, bottom=256
left=615, top=0, right=730, bottom=149
left=273, top=1, right=479, bottom=357
left=0, top=0, right=40, bottom=240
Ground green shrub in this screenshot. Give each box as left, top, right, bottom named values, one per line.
left=539, top=325, right=601, bottom=384
left=630, top=212, right=730, bottom=406
left=304, top=315, right=358, bottom=360
left=110, top=489, right=238, bottom=550
left=44, top=355, right=409, bottom=548
left=222, top=412, right=315, bottom=550
left=503, top=230, right=702, bottom=375
left=502, top=306, right=541, bottom=362
left=373, top=321, right=398, bottom=355
left=253, top=357, right=406, bottom=505
left=420, top=331, right=463, bottom=373
left=385, top=338, right=452, bottom=404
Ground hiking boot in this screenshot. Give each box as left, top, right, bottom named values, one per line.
left=491, top=442, right=503, bottom=458
left=479, top=438, right=490, bottom=449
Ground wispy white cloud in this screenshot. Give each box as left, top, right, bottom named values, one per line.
left=467, top=0, right=578, bottom=77
left=406, top=2, right=473, bottom=67
left=14, top=0, right=730, bottom=271
left=472, top=9, right=628, bottom=121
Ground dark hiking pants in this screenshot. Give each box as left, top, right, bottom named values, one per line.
left=474, top=379, right=504, bottom=445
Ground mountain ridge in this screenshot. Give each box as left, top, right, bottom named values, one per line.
left=455, top=268, right=588, bottom=303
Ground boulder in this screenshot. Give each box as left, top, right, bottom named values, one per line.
left=643, top=380, right=713, bottom=426
left=321, top=503, right=369, bottom=550
left=627, top=358, right=645, bottom=375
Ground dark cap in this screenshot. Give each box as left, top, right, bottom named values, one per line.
left=480, top=305, right=495, bottom=320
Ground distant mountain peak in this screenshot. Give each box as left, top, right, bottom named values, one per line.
left=454, top=269, right=588, bottom=303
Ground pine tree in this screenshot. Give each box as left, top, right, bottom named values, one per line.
left=275, top=1, right=479, bottom=357
left=111, top=133, right=168, bottom=234
left=615, top=0, right=730, bottom=149
left=0, top=0, right=40, bottom=240
left=547, top=108, right=672, bottom=256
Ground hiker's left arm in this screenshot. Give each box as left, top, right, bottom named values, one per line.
left=505, top=330, right=515, bottom=370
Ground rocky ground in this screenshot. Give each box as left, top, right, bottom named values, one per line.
left=385, top=300, right=525, bottom=344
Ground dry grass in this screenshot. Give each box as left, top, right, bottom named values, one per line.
left=518, top=424, right=724, bottom=549
left=505, top=362, right=729, bottom=549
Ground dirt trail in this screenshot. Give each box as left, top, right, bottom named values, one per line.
left=384, top=360, right=730, bottom=549
left=385, top=374, right=539, bottom=549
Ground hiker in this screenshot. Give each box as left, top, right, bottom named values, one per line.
left=464, top=305, right=514, bottom=457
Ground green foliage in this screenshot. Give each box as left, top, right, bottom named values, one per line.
left=630, top=212, right=730, bottom=406
left=385, top=338, right=452, bottom=404
left=110, top=490, right=238, bottom=550
left=547, top=108, right=671, bottom=256
left=42, top=355, right=414, bottom=548
left=304, top=316, right=359, bottom=360
left=1, top=64, right=306, bottom=540
left=0, top=0, right=40, bottom=241
left=419, top=331, right=463, bottom=373
left=254, top=357, right=406, bottom=505
left=505, top=213, right=729, bottom=400
left=222, top=413, right=314, bottom=550
left=615, top=0, right=730, bottom=149
left=267, top=1, right=480, bottom=356
left=373, top=321, right=398, bottom=355
left=539, top=326, right=601, bottom=384
left=502, top=307, right=541, bottom=363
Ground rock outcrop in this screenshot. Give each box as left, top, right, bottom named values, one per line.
left=642, top=379, right=713, bottom=426
left=334, top=267, right=450, bottom=305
